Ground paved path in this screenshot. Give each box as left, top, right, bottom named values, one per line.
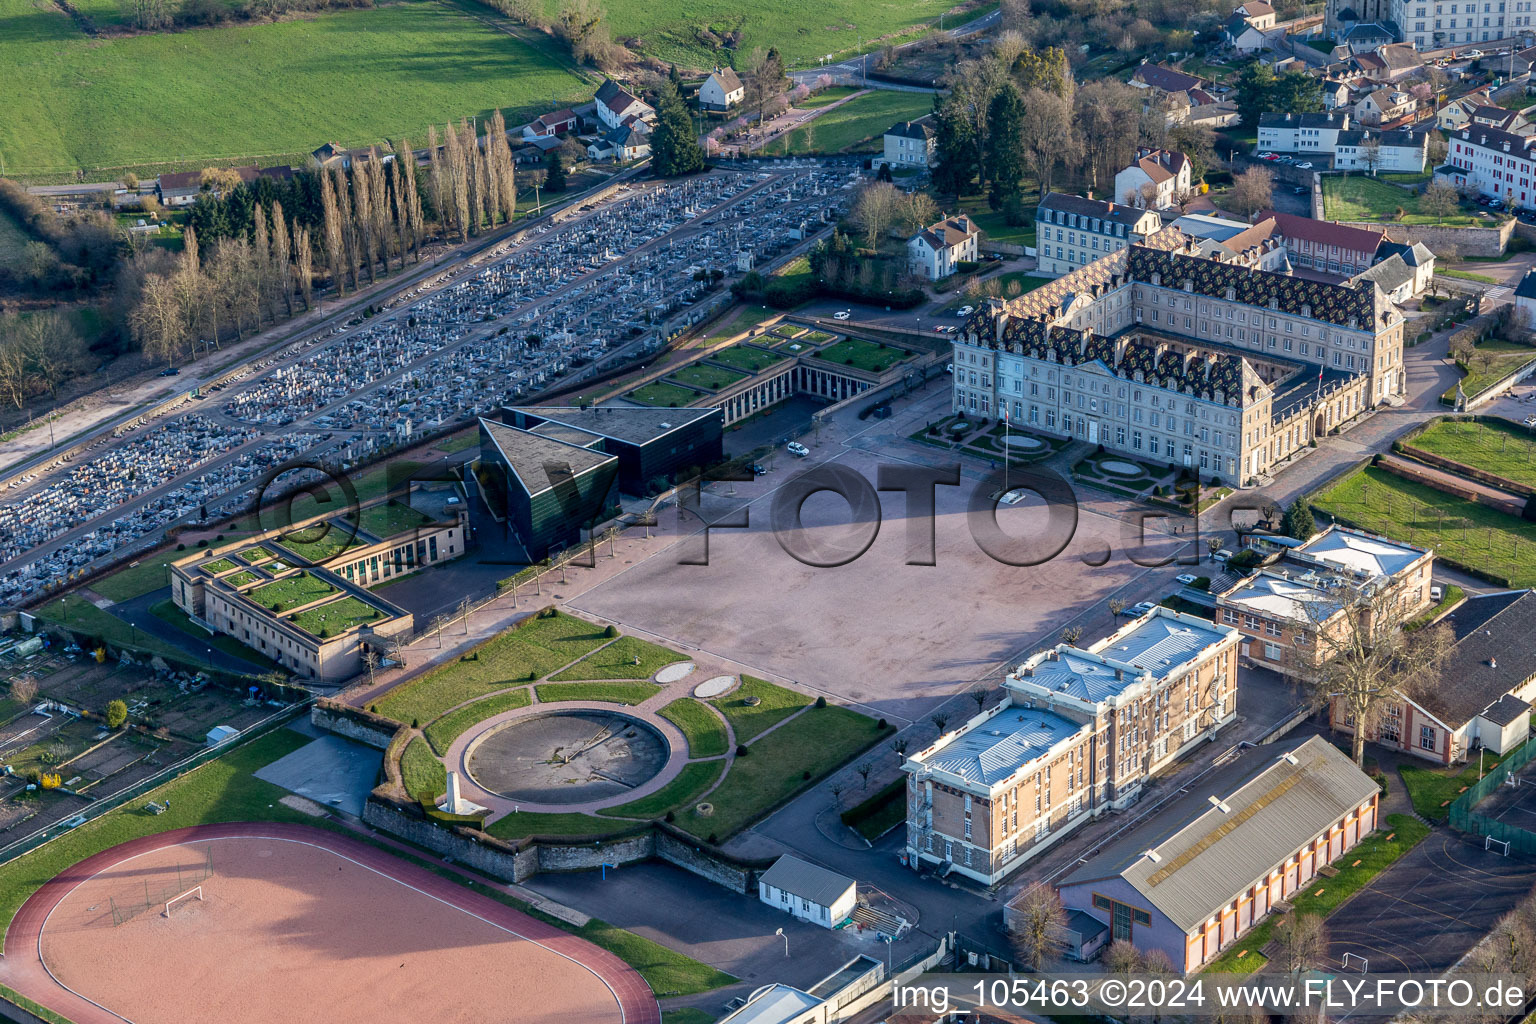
left=1377, top=452, right=1526, bottom=510
left=0, top=822, right=660, bottom=1024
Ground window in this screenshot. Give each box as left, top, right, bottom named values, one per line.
left=1420, top=725, right=1437, bottom=751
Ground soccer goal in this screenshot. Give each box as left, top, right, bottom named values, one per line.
left=1486, top=836, right=1512, bottom=855
left=1341, top=952, right=1369, bottom=973
left=164, top=886, right=204, bottom=918
left=1506, top=774, right=1523, bottom=788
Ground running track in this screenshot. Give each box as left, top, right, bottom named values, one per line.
left=0, top=822, right=661, bottom=1024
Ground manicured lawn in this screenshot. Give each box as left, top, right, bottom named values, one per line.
left=224, top=570, right=259, bottom=588
left=663, top=1010, right=718, bottom=1024
left=248, top=571, right=338, bottom=613
left=89, top=551, right=181, bottom=603
left=775, top=90, right=933, bottom=154
left=839, top=778, right=906, bottom=840
left=1311, top=466, right=1536, bottom=586
left=709, top=676, right=813, bottom=743
left=627, top=380, right=702, bottom=407
left=1444, top=339, right=1536, bottom=401
left=1204, top=813, right=1429, bottom=972
left=576, top=919, right=735, bottom=998
left=374, top=611, right=609, bottom=724
left=0, top=727, right=313, bottom=947
left=676, top=705, right=890, bottom=839
left=421, top=688, right=530, bottom=753
left=0, top=0, right=594, bottom=177
left=548, top=636, right=687, bottom=681
left=1401, top=757, right=1503, bottom=821
left=695, top=304, right=775, bottom=345
left=289, top=596, right=383, bottom=638
left=814, top=336, right=908, bottom=373
left=1322, top=176, right=1486, bottom=227
left=658, top=699, right=729, bottom=758
left=358, top=500, right=434, bottom=539
left=533, top=681, right=661, bottom=704
left=597, top=761, right=724, bottom=819
left=1439, top=268, right=1499, bottom=284
left=793, top=85, right=860, bottom=109
left=964, top=206, right=1037, bottom=247
left=993, top=271, right=1053, bottom=296
left=666, top=363, right=749, bottom=392
left=483, top=811, right=628, bottom=839
left=273, top=524, right=365, bottom=564
left=201, top=558, right=238, bottom=575
left=400, top=736, right=447, bottom=801
left=1406, top=417, right=1536, bottom=490
left=707, top=345, right=786, bottom=374
left=239, top=547, right=274, bottom=564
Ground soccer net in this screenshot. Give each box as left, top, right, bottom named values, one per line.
left=1341, top=952, right=1369, bottom=973
left=164, top=886, right=203, bottom=918
left=1487, top=836, right=1512, bottom=856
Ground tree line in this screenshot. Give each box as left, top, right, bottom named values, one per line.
left=117, top=0, right=371, bottom=34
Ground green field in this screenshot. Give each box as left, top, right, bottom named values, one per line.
left=358, top=500, right=434, bottom=539
left=422, top=688, right=530, bottom=753
left=1444, top=339, right=1536, bottom=402
left=794, top=86, right=861, bottom=109
left=597, top=761, right=724, bottom=819
left=374, top=611, right=608, bottom=723
left=533, top=681, right=661, bottom=703
left=666, top=363, right=749, bottom=392
left=706, top=345, right=785, bottom=374
left=1321, top=176, right=1486, bottom=227
left=1407, top=418, right=1536, bottom=490
left=775, top=90, right=933, bottom=154
left=1311, top=466, right=1536, bottom=586
left=0, top=0, right=594, bottom=177
left=0, top=208, right=30, bottom=270
left=626, top=380, right=701, bottom=407
left=658, top=698, right=729, bottom=757
left=708, top=676, right=813, bottom=743
left=548, top=636, right=687, bottom=680
left=289, top=596, right=383, bottom=637
left=248, top=571, right=338, bottom=613
left=814, top=336, right=907, bottom=373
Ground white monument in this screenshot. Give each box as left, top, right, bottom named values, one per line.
left=438, top=771, right=487, bottom=816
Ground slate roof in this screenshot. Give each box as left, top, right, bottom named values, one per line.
left=920, top=707, right=1082, bottom=786
left=886, top=119, right=934, bottom=141
left=1514, top=268, right=1536, bottom=300
left=759, top=855, right=855, bottom=908
left=1060, top=735, right=1379, bottom=933
left=1258, top=111, right=1351, bottom=130
left=1038, top=192, right=1157, bottom=228
left=1419, top=590, right=1536, bottom=727
left=1335, top=129, right=1425, bottom=149
left=914, top=216, right=979, bottom=250
left=1457, top=124, right=1536, bottom=158
left=1133, top=64, right=1204, bottom=93
left=1352, top=253, right=1413, bottom=293
left=479, top=418, right=616, bottom=497
left=1377, top=240, right=1435, bottom=268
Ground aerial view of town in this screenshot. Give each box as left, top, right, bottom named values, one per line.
left=9, top=0, right=1536, bottom=1020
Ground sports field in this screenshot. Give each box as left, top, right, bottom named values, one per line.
left=0, top=0, right=593, bottom=177
left=776, top=90, right=934, bottom=154
left=21, top=827, right=656, bottom=1024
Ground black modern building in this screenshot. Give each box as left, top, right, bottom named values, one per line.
left=478, top=418, right=621, bottom=560
left=501, top=406, right=725, bottom=495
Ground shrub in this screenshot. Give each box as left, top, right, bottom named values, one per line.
left=105, top=699, right=128, bottom=729
left=707, top=833, right=719, bottom=844
left=877, top=718, right=887, bottom=729
left=196, top=539, right=208, bottom=548
left=176, top=543, right=186, bottom=551
left=736, top=744, right=750, bottom=756
left=802, top=770, right=811, bottom=780
left=814, top=695, right=827, bottom=708
left=412, top=718, right=420, bottom=729
left=603, top=624, right=619, bottom=638
left=664, top=810, right=675, bottom=822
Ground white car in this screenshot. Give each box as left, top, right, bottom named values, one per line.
left=1125, top=601, right=1158, bottom=617
left=1430, top=584, right=1444, bottom=602
left=1464, top=48, right=1484, bottom=59
left=832, top=310, right=851, bottom=320
left=999, top=489, right=1026, bottom=505
left=786, top=441, right=810, bottom=457
left=1175, top=573, right=1199, bottom=585
left=956, top=305, right=975, bottom=317
left=1296, top=162, right=1313, bottom=169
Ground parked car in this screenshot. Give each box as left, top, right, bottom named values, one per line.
left=1293, top=186, right=1310, bottom=194
left=1296, top=162, right=1313, bottom=169
left=1125, top=601, right=1158, bottom=617
left=750, top=463, right=766, bottom=475
left=1256, top=151, right=1275, bottom=160
left=1213, top=549, right=1234, bottom=563
left=956, top=305, right=974, bottom=317
left=786, top=441, right=809, bottom=457
left=832, top=310, right=851, bottom=320
left=999, top=489, right=1026, bottom=505
left=159, top=367, right=180, bottom=376
left=1175, top=573, right=1199, bottom=585
left=1430, top=584, right=1444, bottom=602
left=1464, top=48, right=1484, bottom=59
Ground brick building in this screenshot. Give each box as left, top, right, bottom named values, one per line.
left=902, top=608, right=1240, bottom=884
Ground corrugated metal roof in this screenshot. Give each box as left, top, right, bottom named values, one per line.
left=1061, top=735, right=1378, bottom=932
left=921, top=709, right=1082, bottom=786
left=759, top=855, right=855, bottom=909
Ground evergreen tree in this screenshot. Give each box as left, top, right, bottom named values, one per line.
left=1284, top=498, right=1315, bottom=540
left=984, top=83, right=1027, bottom=211
left=931, top=95, right=978, bottom=197
left=651, top=79, right=706, bottom=177
left=1234, top=62, right=1276, bottom=133
left=545, top=151, right=568, bottom=192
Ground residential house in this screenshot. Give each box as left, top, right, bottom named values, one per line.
left=1034, top=193, right=1161, bottom=277
left=1332, top=590, right=1536, bottom=763
left=1129, top=63, right=1216, bottom=123
left=1353, top=43, right=1424, bottom=81
left=878, top=119, right=937, bottom=171
left=1470, top=104, right=1534, bottom=133
left=1113, top=148, right=1194, bottom=209
left=1515, top=267, right=1536, bottom=327
left=903, top=608, right=1242, bottom=884
left=1216, top=525, right=1434, bottom=674
left=594, top=79, right=655, bottom=131
left=1333, top=128, right=1428, bottom=172
left=1351, top=252, right=1416, bottom=302
left=1338, top=17, right=1398, bottom=52
left=1264, top=210, right=1386, bottom=277
left=1514, top=44, right=1536, bottom=76
left=907, top=215, right=979, bottom=280
left=757, top=856, right=857, bottom=928
left=1354, top=87, right=1416, bottom=125
left=1054, top=734, right=1380, bottom=971
left=1256, top=110, right=1352, bottom=154
left=156, top=165, right=291, bottom=207
left=1320, top=76, right=1358, bottom=111
left=1224, top=2, right=1274, bottom=53
left=522, top=109, right=578, bottom=139
left=699, top=67, right=744, bottom=111
left=1375, top=240, right=1436, bottom=293
left=1441, top=125, right=1536, bottom=208
left=1437, top=92, right=1493, bottom=131
left=586, top=124, right=650, bottom=163
left=514, top=136, right=565, bottom=165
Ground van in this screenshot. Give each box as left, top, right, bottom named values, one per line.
left=1430, top=584, right=1443, bottom=602
left=1213, top=549, right=1234, bottom=564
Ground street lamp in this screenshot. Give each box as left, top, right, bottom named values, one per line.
left=774, top=927, right=789, bottom=957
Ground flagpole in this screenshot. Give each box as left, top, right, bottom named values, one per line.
left=1004, top=406, right=1010, bottom=495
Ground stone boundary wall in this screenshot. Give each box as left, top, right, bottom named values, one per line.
left=1395, top=420, right=1536, bottom=499
left=1336, top=218, right=1516, bottom=257
left=311, top=702, right=399, bottom=750
left=1376, top=457, right=1526, bottom=517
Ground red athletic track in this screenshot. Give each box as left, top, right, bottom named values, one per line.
left=0, top=822, right=661, bottom=1024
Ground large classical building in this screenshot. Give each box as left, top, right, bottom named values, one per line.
left=952, top=227, right=1406, bottom=484
left=1327, top=0, right=1534, bottom=49
left=1441, top=124, right=1536, bottom=209
left=1035, top=193, right=1162, bottom=278
left=902, top=607, right=1240, bottom=885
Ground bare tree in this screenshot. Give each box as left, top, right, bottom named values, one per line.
left=1228, top=166, right=1274, bottom=216
left=852, top=182, right=903, bottom=249
left=1273, top=913, right=1328, bottom=975
left=930, top=711, right=951, bottom=733
left=1302, top=581, right=1456, bottom=766
left=890, top=736, right=909, bottom=759
left=1060, top=624, right=1083, bottom=645
left=10, top=677, right=37, bottom=705
left=1009, top=883, right=1068, bottom=970
left=1422, top=180, right=1462, bottom=225
left=856, top=761, right=874, bottom=789
left=829, top=780, right=846, bottom=806
left=1104, top=939, right=1143, bottom=975
left=1108, top=597, right=1127, bottom=617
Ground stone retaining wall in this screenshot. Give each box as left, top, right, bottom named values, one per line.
left=311, top=702, right=399, bottom=750
left=1337, top=218, right=1516, bottom=257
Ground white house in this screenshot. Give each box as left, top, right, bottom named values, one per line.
left=1333, top=129, right=1428, bottom=173
left=758, top=856, right=857, bottom=929
left=522, top=109, right=577, bottom=139
left=1256, top=110, right=1351, bottom=154
left=1516, top=269, right=1536, bottom=329
left=1354, top=87, right=1415, bottom=126
left=907, top=215, right=979, bottom=280
left=1113, top=147, right=1193, bottom=209
left=587, top=124, right=650, bottom=163
left=1034, top=193, right=1162, bottom=277
left=699, top=67, right=744, bottom=111
left=594, top=79, right=654, bottom=131
left=1223, top=1, right=1275, bottom=53
left=878, top=119, right=936, bottom=170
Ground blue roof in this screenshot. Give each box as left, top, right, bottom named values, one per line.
left=924, top=709, right=1081, bottom=786
left=1099, top=613, right=1229, bottom=678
